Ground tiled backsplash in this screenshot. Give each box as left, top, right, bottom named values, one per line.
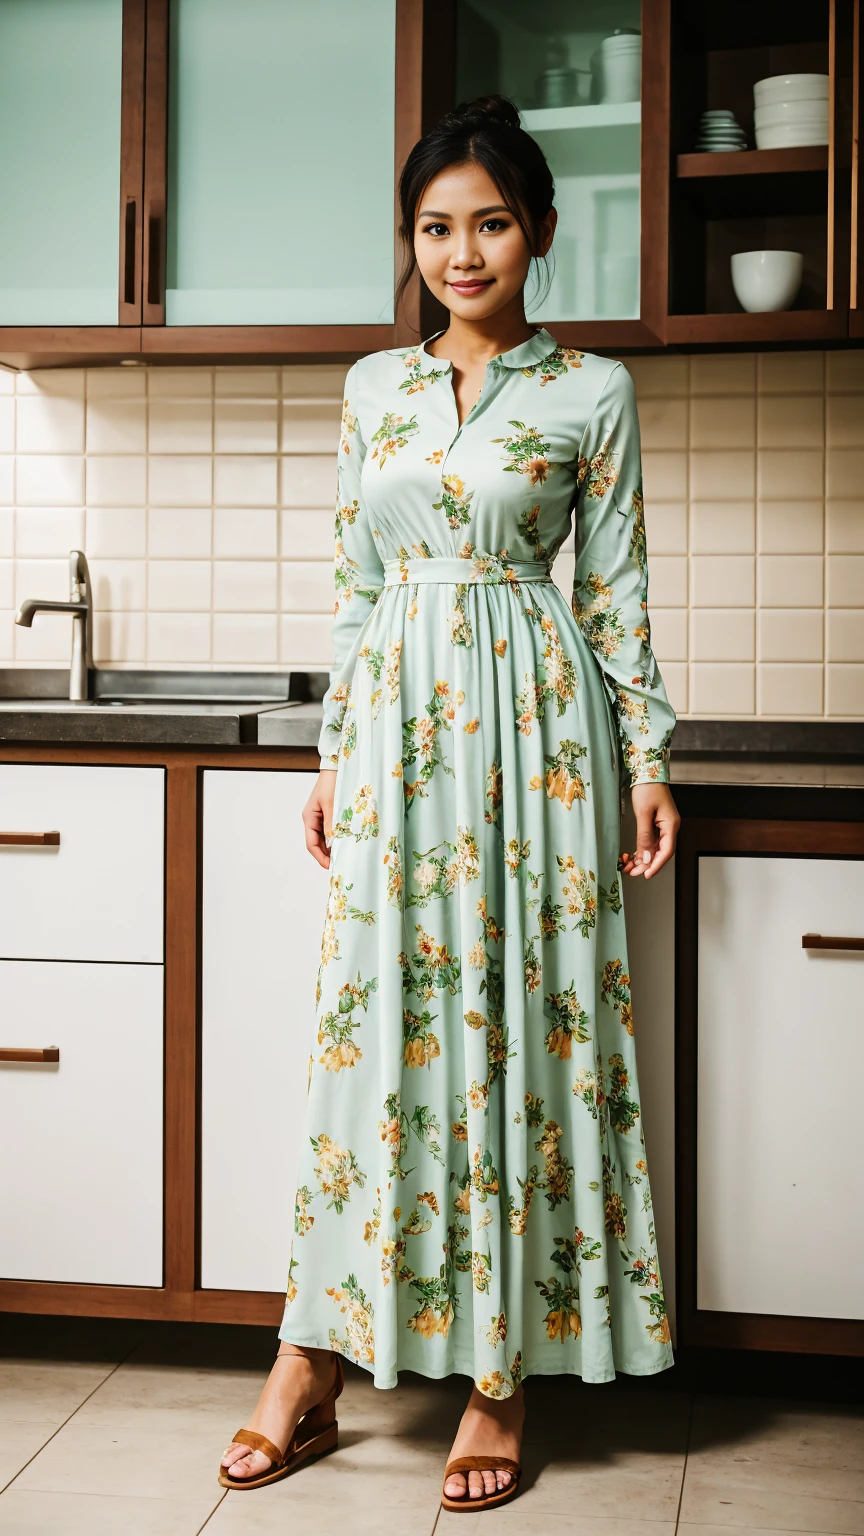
left=0, top=349, right=862, bottom=718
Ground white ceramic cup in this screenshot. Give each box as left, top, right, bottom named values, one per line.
left=601, top=50, right=641, bottom=102
left=731, top=249, right=804, bottom=312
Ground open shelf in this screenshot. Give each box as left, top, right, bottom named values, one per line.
left=677, top=146, right=829, bottom=178
left=521, top=102, right=641, bottom=133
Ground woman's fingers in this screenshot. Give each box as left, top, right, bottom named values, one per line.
left=303, top=773, right=337, bottom=870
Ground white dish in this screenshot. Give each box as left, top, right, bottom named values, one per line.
left=754, top=103, right=828, bottom=126
left=753, top=73, right=828, bottom=105
left=755, top=124, right=829, bottom=149
left=731, top=249, right=803, bottom=312
left=701, top=109, right=737, bottom=118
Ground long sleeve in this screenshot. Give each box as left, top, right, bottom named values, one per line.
left=317, top=362, right=385, bottom=769
left=571, top=362, right=677, bottom=789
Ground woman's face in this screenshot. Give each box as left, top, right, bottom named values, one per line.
left=413, top=160, right=555, bottom=323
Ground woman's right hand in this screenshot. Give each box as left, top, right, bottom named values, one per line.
left=303, top=769, right=337, bottom=869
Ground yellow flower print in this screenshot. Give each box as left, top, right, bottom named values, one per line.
left=464, top=1010, right=487, bottom=1030
left=494, top=638, right=508, bottom=657
left=417, top=1190, right=440, bottom=1215
left=426, top=448, right=444, bottom=465
left=464, top=718, right=480, bottom=734
left=477, top=1370, right=513, bottom=1398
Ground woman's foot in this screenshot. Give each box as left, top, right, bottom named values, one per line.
left=220, top=1343, right=338, bottom=1481
left=443, top=1383, right=525, bottom=1502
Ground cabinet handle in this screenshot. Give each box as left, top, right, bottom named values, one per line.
left=0, top=831, right=60, bottom=846
left=146, top=212, right=162, bottom=308
left=0, top=1047, right=60, bottom=1063
left=122, top=197, right=138, bottom=307
left=802, top=932, right=864, bottom=951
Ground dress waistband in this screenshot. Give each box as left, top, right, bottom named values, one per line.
left=383, top=556, right=552, bottom=587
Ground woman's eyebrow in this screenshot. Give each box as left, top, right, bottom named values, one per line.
left=417, top=205, right=512, bottom=219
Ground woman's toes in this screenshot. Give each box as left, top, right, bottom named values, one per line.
left=220, top=1444, right=245, bottom=1469
left=468, top=1470, right=486, bottom=1499
left=444, top=1472, right=467, bottom=1499
left=497, top=1469, right=512, bottom=1489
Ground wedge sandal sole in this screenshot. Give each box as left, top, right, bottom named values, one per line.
left=218, top=1354, right=344, bottom=1491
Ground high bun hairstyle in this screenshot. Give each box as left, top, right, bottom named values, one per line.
left=395, top=94, right=556, bottom=312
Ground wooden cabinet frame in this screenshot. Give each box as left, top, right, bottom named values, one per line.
left=673, top=790, right=864, bottom=1358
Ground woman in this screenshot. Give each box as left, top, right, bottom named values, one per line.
left=220, top=94, right=680, bottom=1514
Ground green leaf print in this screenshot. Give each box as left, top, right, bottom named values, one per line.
left=506, top=1166, right=538, bottom=1235
left=402, top=1007, right=440, bottom=1069
left=557, top=856, right=598, bottom=937
left=331, top=783, right=379, bottom=842
left=601, top=958, right=634, bottom=1035
left=311, top=1133, right=366, bottom=1214
left=327, top=1274, right=375, bottom=1364
left=538, top=894, right=566, bottom=943
left=470, top=1146, right=500, bottom=1202
left=370, top=410, right=419, bottom=468
left=539, top=739, right=590, bottom=809
left=401, top=680, right=460, bottom=812
left=433, top=472, right=474, bottom=529
left=407, top=829, right=480, bottom=908
left=398, top=349, right=449, bottom=394
left=534, top=1119, right=574, bottom=1209
left=317, top=971, right=378, bottom=1073
left=535, top=1274, right=582, bottom=1341
left=515, top=612, right=578, bottom=735
left=543, top=984, right=591, bottom=1058
left=492, top=420, right=554, bottom=486
left=606, top=1053, right=641, bottom=1135
left=572, top=570, right=627, bottom=660
left=401, top=923, right=462, bottom=999
left=517, top=502, right=547, bottom=558
left=378, top=1091, right=444, bottom=1181
left=517, top=344, right=584, bottom=384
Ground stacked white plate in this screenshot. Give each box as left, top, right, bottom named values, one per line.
left=694, top=109, right=747, bottom=151
left=754, top=73, right=828, bottom=148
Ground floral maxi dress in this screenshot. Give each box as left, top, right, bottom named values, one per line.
left=278, top=326, right=677, bottom=1395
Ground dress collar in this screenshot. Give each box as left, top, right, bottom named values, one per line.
left=417, top=325, right=558, bottom=371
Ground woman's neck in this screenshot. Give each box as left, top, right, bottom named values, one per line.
left=427, top=304, right=537, bottom=368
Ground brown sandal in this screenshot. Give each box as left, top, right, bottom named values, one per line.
left=440, top=1454, right=522, bottom=1513
left=218, top=1354, right=344, bottom=1490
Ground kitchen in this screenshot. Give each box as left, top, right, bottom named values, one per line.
left=1, top=0, right=863, bottom=1531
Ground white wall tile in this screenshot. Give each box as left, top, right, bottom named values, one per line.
left=826, top=395, right=864, bottom=449
left=148, top=507, right=212, bottom=559
left=826, top=501, right=864, bottom=552
left=826, top=663, right=864, bottom=714
left=0, top=368, right=15, bottom=393
left=644, top=555, right=688, bottom=606
left=757, top=352, right=824, bottom=393
left=13, top=609, right=74, bottom=661
left=214, top=455, right=277, bottom=507
left=15, top=507, right=85, bottom=558
left=212, top=613, right=278, bottom=663
left=691, top=554, right=755, bottom=607
left=280, top=560, right=333, bottom=612
left=148, top=560, right=211, bottom=611
left=149, top=399, right=213, bottom=454
left=660, top=659, right=688, bottom=713
left=17, top=455, right=84, bottom=506
left=692, top=609, right=755, bottom=662
left=0, top=559, right=13, bottom=607
left=87, top=558, right=147, bottom=611
left=16, top=393, right=85, bottom=453
left=690, top=451, right=754, bottom=500
left=759, top=554, right=823, bottom=608
left=86, top=455, right=147, bottom=506
left=280, top=612, right=333, bottom=667
left=86, top=508, right=147, bottom=559
left=758, top=449, right=824, bottom=501
left=148, top=455, right=212, bottom=506
left=16, top=369, right=84, bottom=397
left=626, top=354, right=689, bottom=398
left=758, top=394, right=823, bottom=450
left=214, top=368, right=279, bottom=397
left=147, top=611, right=211, bottom=662
left=690, top=396, right=755, bottom=449
left=215, top=401, right=278, bottom=454
left=690, top=354, right=755, bottom=395
left=690, top=662, right=755, bottom=713
left=759, top=663, right=822, bottom=715
left=759, top=608, right=823, bottom=662
left=93, top=610, right=147, bottom=663
left=280, top=455, right=336, bottom=507
left=647, top=607, right=688, bottom=661
left=148, top=368, right=212, bottom=398
left=826, top=353, right=864, bottom=392
left=0, top=508, right=13, bottom=557
left=643, top=502, right=687, bottom=554
left=281, top=403, right=341, bottom=454
left=825, top=449, right=864, bottom=499
left=212, top=560, right=277, bottom=611
left=87, top=368, right=147, bottom=397
left=86, top=398, right=147, bottom=453
left=690, top=501, right=755, bottom=554
left=0, top=610, right=14, bottom=659
left=0, top=398, right=14, bottom=453
left=637, top=397, right=688, bottom=451
left=14, top=558, right=69, bottom=605
left=214, top=508, right=277, bottom=558
left=642, top=450, right=688, bottom=501
left=282, top=364, right=346, bottom=400
left=758, top=501, right=823, bottom=554
left=0, top=457, right=13, bottom=504
left=827, top=610, right=864, bottom=662
left=826, top=553, right=864, bottom=606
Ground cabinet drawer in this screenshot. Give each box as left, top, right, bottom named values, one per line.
left=0, top=959, right=164, bottom=1286
left=0, top=765, right=164, bottom=962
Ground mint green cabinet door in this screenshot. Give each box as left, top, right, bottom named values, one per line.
left=0, top=0, right=123, bottom=325
left=166, top=0, right=396, bottom=326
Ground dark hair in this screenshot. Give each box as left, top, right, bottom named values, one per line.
left=395, top=94, right=556, bottom=313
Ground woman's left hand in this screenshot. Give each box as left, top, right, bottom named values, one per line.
left=619, top=783, right=680, bottom=881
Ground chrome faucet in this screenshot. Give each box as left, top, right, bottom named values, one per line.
left=15, top=549, right=94, bottom=701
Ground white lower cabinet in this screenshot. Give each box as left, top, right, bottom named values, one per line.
left=200, top=770, right=330, bottom=1293
left=697, top=855, right=864, bottom=1321
left=0, top=959, right=164, bottom=1286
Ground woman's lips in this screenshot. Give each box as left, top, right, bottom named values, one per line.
left=448, top=279, right=493, bottom=294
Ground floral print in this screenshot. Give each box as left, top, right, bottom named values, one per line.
left=279, top=327, right=675, bottom=1394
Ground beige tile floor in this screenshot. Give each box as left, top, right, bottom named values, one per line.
left=0, top=1318, right=862, bottom=1536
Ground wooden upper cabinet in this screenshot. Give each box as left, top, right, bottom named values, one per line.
left=446, top=0, right=671, bottom=349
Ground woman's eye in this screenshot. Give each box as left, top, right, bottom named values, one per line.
left=480, top=219, right=507, bottom=232
left=422, top=223, right=449, bottom=237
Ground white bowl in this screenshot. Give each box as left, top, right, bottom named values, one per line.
left=754, top=102, right=828, bottom=126
left=755, top=124, right=829, bottom=148
left=701, top=109, right=737, bottom=118
left=754, top=73, right=828, bottom=105
left=731, top=249, right=803, bottom=312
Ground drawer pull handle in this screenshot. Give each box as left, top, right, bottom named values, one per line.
left=0, top=831, right=61, bottom=846
left=802, top=932, right=864, bottom=951
left=0, top=1047, right=60, bottom=1063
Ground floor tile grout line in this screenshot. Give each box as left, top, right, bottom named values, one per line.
left=672, top=1391, right=695, bottom=1536
left=193, top=1486, right=228, bottom=1533
left=0, top=1331, right=147, bottom=1497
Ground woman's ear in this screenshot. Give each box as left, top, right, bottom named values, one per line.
left=536, top=206, right=558, bottom=259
